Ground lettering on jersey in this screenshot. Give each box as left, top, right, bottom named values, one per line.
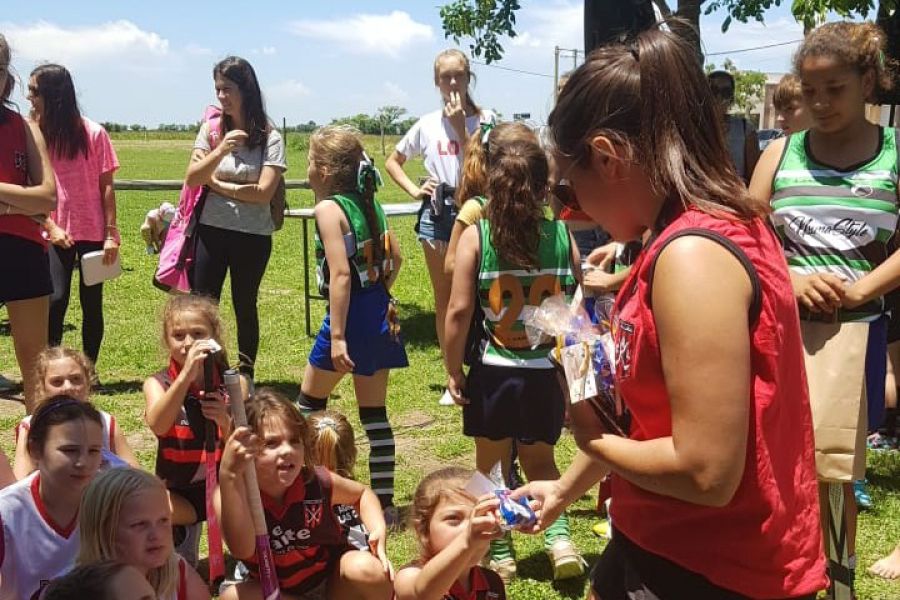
left=437, top=140, right=460, bottom=156
left=789, top=216, right=871, bottom=240
left=615, top=320, right=635, bottom=381
left=335, top=504, right=355, bottom=525
left=14, top=151, right=26, bottom=173
left=270, top=524, right=312, bottom=552
left=304, top=499, right=323, bottom=529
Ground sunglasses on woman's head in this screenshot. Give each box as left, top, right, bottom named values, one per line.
left=552, top=179, right=580, bottom=211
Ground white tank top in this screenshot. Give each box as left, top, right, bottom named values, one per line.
left=0, top=472, right=81, bottom=600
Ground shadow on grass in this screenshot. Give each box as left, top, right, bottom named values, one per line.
left=94, top=379, right=145, bottom=396
left=516, top=550, right=601, bottom=596
left=397, top=302, right=439, bottom=351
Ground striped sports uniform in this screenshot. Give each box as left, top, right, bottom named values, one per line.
left=245, top=466, right=346, bottom=594
left=0, top=472, right=81, bottom=600
left=771, top=129, right=899, bottom=477
left=398, top=564, right=506, bottom=600
left=309, top=192, right=405, bottom=508
left=151, top=363, right=223, bottom=521
left=464, top=218, right=577, bottom=444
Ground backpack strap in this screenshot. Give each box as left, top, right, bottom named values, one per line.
left=646, top=228, right=763, bottom=326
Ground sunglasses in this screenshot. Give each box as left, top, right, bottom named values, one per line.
left=551, top=179, right=580, bottom=211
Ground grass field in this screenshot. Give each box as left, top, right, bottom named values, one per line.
left=1, top=133, right=898, bottom=599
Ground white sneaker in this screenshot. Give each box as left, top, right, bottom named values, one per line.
left=439, top=388, right=455, bottom=406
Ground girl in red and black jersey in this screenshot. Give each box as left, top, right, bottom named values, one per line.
left=144, top=295, right=240, bottom=530
left=216, top=389, right=391, bottom=600
left=394, top=467, right=506, bottom=600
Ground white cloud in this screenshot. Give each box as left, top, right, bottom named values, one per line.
left=2, top=20, right=169, bottom=66
left=186, top=43, right=213, bottom=56
left=268, top=79, right=312, bottom=101
left=261, top=46, right=277, bottom=55
left=287, top=11, right=433, bottom=58
left=508, top=1, right=582, bottom=51
left=382, top=81, right=409, bottom=103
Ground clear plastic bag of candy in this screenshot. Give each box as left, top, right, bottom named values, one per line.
left=465, top=462, right=536, bottom=531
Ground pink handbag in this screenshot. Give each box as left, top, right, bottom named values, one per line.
left=153, top=106, right=222, bottom=293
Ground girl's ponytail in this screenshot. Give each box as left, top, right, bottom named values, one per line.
left=357, top=154, right=385, bottom=275
left=457, top=125, right=490, bottom=207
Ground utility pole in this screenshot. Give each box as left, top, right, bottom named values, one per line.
left=554, top=47, right=581, bottom=101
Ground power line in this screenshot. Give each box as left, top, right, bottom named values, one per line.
left=706, top=39, right=803, bottom=57
left=471, top=59, right=554, bottom=78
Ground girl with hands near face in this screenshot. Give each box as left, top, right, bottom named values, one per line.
left=394, top=467, right=507, bottom=600
left=216, top=390, right=393, bottom=600
left=144, top=296, right=246, bottom=529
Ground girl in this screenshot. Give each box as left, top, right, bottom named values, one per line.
left=515, top=24, right=827, bottom=599
left=307, top=409, right=368, bottom=550
left=144, top=295, right=237, bottom=531
left=185, top=56, right=287, bottom=380
left=0, top=33, right=58, bottom=414
left=28, top=64, right=120, bottom=368
left=216, top=389, right=392, bottom=600
left=44, top=561, right=158, bottom=600
left=386, top=49, right=494, bottom=407
left=750, top=21, right=897, bottom=594
left=78, top=467, right=210, bottom=600
left=773, top=73, right=814, bottom=135
left=0, top=397, right=104, bottom=600
left=443, top=122, right=584, bottom=582
left=14, top=346, right=139, bottom=479
left=297, top=125, right=406, bottom=523
left=394, top=467, right=506, bottom=600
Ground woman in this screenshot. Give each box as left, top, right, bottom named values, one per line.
left=385, top=49, right=493, bottom=406
left=708, top=70, right=760, bottom=183
left=28, top=64, right=120, bottom=370
left=514, top=26, right=827, bottom=599
left=0, top=33, right=57, bottom=414
left=185, top=56, right=286, bottom=381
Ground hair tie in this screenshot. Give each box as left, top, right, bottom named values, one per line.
left=628, top=43, right=639, bottom=62
left=315, top=416, right=338, bottom=432
left=30, top=396, right=82, bottom=430
left=356, top=152, right=383, bottom=194
left=480, top=121, right=495, bottom=160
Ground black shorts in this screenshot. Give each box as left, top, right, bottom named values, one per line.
left=591, top=528, right=818, bottom=600
left=462, top=362, right=565, bottom=445
left=170, top=481, right=207, bottom=523
left=887, top=288, right=900, bottom=344
left=0, top=234, right=52, bottom=302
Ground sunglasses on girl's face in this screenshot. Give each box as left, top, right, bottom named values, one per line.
left=552, top=179, right=580, bottom=211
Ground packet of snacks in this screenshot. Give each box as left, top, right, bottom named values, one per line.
left=465, top=462, right=536, bottom=531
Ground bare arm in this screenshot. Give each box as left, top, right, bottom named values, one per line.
left=444, top=226, right=479, bottom=379
left=208, top=164, right=282, bottom=205
left=385, top=150, right=428, bottom=200
left=183, top=560, right=212, bottom=600
left=0, top=449, right=13, bottom=489
left=444, top=221, right=467, bottom=275
left=0, top=120, right=56, bottom=214
left=385, top=230, right=403, bottom=291
left=747, top=136, right=783, bottom=210
left=12, top=429, right=34, bottom=480
left=317, top=200, right=352, bottom=340
left=573, top=237, right=753, bottom=507
left=216, top=428, right=257, bottom=560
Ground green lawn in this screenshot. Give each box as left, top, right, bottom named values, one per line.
left=1, top=133, right=898, bottom=599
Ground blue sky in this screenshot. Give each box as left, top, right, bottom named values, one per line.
left=3, top=1, right=808, bottom=127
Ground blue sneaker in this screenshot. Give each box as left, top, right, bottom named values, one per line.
left=854, top=479, right=873, bottom=511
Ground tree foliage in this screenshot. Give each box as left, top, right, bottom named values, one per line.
left=440, top=0, right=521, bottom=63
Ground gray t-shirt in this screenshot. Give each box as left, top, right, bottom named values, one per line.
left=194, top=123, right=287, bottom=235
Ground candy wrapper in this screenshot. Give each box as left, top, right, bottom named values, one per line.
left=465, top=462, right=536, bottom=531
left=525, top=293, right=628, bottom=436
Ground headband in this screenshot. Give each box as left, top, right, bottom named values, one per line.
left=30, top=396, right=83, bottom=431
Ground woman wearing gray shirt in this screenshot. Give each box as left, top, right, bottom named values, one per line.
left=185, top=56, right=286, bottom=379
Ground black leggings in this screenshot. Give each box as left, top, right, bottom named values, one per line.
left=191, top=224, right=271, bottom=378
left=49, top=241, right=105, bottom=364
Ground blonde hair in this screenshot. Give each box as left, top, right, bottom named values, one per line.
left=307, top=410, right=357, bottom=479
left=433, top=49, right=480, bottom=113
left=772, top=73, right=802, bottom=112
left=33, top=346, right=94, bottom=404
left=161, top=295, right=228, bottom=363
left=78, top=468, right=179, bottom=599
left=411, top=467, right=473, bottom=559
left=795, top=21, right=893, bottom=103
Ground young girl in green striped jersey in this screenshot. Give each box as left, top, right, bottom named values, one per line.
left=444, top=122, right=584, bottom=582
left=749, top=21, right=897, bottom=593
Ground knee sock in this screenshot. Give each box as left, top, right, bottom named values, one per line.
left=489, top=531, right=515, bottom=562
left=359, top=406, right=395, bottom=508
left=295, top=391, right=327, bottom=416
left=544, top=513, right=571, bottom=549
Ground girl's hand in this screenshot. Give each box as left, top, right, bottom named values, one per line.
left=331, top=338, right=355, bottom=373
left=181, top=340, right=215, bottom=382
left=443, top=91, right=466, bottom=139
left=217, top=129, right=248, bottom=155
left=47, top=223, right=74, bottom=248
left=447, top=371, right=467, bottom=405
left=583, top=267, right=621, bottom=295
left=102, top=236, right=119, bottom=265
left=220, top=427, right=258, bottom=480
left=466, top=495, right=504, bottom=550
left=199, top=390, right=231, bottom=433
left=416, top=177, right=438, bottom=201
left=367, top=525, right=393, bottom=578
left=508, top=481, right=565, bottom=535
left=586, top=242, right=616, bottom=271
left=791, top=272, right=846, bottom=313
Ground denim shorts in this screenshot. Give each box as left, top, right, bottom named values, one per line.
left=416, top=200, right=458, bottom=243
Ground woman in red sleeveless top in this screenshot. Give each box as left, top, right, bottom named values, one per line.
left=0, top=34, right=57, bottom=415
left=513, top=26, right=827, bottom=599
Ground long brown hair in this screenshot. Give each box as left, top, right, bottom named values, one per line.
left=0, top=34, right=14, bottom=106
left=484, top=122, right=549, bottom=269
left=549, top=22, right=763, bottom=222
left=31, top=64, right=89, bottom=160
left=214, top=56, right=271, bottom=148
left=794, top=21, right=892, bottom=103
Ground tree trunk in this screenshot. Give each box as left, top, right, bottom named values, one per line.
left=674, top=0, right=703, bottom=62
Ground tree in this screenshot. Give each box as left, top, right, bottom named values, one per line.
left=705, top=59, right=767, bottom=116
left=376, top=106, right=407, bottom=155
left=440, top=0, right=521, bottom=64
